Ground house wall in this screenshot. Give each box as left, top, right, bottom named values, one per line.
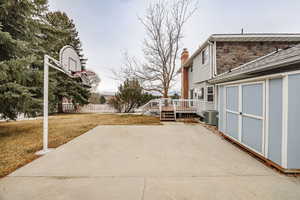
left=191, top=46, right=212, bottom=83
left=216, top=41, right=299, bottom=74
left=187, top=44, right=215, bottom=108
left=188, top=80, right=215, bottom=115
left=188, top=68, right=194, bottom=96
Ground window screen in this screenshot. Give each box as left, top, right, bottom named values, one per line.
left=198, top=88, right=204, bottom=99
left=207, top=86, right=214, bottom=102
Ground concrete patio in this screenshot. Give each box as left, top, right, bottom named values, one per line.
left=1, top=124, right=300, bottom=199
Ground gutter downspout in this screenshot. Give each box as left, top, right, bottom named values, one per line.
left=207, top=40, right=217, bottom=78
left=207, top=41, right=214, bottom=79
left=207, top=40, right=218, bottom=110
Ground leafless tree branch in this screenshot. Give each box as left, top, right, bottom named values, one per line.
left=114, top=0, right=197, bottom=97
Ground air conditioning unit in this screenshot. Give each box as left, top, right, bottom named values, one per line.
left=203, top=110, right=218, bottom=126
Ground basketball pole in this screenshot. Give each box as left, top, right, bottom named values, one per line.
left=36, top=55, right=52, bottom=155
left=36, top=47, right=81, bottom=155
left=43, top=55, right=49, bottom=152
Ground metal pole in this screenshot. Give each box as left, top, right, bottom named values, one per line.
left=36, top=55, right=51, bottom=155
left=43, top=55, right=49, bottom=152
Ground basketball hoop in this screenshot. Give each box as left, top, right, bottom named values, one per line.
left=59, top=45, right=82, bottom=74
left=36, top=46, right=86, bottom=155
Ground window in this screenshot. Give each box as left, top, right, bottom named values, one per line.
left=198, top=88, right=204, bottom=100
left=190, top=65, right=193, bottom=72
left=202, top=48, right=209, bottom=64
left=207, top=86, right=214, bottom=102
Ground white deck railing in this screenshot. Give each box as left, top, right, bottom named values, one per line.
left=172, top=99, right=200, bottom=113
left=139, top=99, right=161, bottom=114
left=139, top=98, right=215, bottom=116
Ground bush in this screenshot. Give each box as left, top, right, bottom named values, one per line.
left=100, top=96, right=106, bottom=104
left=108, top=79, right=154, bottom=113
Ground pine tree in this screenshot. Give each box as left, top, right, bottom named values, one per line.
left=0, top=0, right=48, bottom=119
left=0, top=0, right=91, bottom=119
left=42, top=11, right=90, bottom=113
left=109, top=79, right=155, bottom=113
left=99, top=96, right=106, bottom=104
left=44, top=11, right=85, bottom=64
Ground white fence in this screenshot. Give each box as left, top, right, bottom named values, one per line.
left=62, top=103, right=116, bottom=113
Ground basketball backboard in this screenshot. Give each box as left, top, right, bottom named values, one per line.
left=59, top=45, right=82, bottom=74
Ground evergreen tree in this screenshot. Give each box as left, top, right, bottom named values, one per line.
left=0, top=0, right=48, bottom=119
left=42, top=11, right=90, bottom=113
left=44, top=11, right=85, bottom=65
left=109, top=79, right=155, bottom=113
left=99, top=96, right=106, bottom=104
left=0, top=0, right=91, bottom=119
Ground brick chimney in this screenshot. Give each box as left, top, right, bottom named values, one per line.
left=181, top=48, right=189, bottom=99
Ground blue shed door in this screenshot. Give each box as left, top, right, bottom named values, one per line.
left=225, top=82, right=265, bottom=155
left=241, top=83, right=264, bottom=153
left=225, top=86, right=239, bottom=140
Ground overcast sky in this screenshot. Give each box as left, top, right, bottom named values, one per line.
left=49, top=0, right=300, bottom=93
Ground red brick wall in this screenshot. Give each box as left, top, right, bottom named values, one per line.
left=181, top=49, right=189, bottom=99
left=216, top=41, right=300, bottom=74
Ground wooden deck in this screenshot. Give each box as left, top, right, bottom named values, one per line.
left=161, top=106, right=197, bottom=113
left=148, top=106, right=197, bottom=113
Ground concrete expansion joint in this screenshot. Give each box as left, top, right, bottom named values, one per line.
left=8, top=174, right=273, bottom=179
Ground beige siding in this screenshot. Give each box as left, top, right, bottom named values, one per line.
left=192, top=46, right=211, bottom=83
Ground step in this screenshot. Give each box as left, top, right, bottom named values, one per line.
left=160, top=116, right=175, bottom=120
left=160, top=118, right=175, bottom=121
left=161, top=114, right=175, bottom=116
left=161, top=116, right=175, bottom=119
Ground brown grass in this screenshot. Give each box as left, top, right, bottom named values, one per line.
left=0, top=113, right=160, bottom=177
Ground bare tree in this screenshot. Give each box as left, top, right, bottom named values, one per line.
left=115, top=0, right=197, bottom=97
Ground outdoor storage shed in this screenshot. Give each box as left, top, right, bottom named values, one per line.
left=210, top=44, right=300, bottom=173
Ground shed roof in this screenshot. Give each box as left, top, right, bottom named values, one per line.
left=209, top=44, right=300, bottom=84
left=183, top=33, right=300, bottom=68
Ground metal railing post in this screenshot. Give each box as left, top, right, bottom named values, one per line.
left=173, top=100, right=176, bottom=120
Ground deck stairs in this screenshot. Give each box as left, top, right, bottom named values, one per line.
left=160, top=110, right=176, bottom=121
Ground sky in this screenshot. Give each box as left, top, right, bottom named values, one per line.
left=49, top=0, right=300, bottom=93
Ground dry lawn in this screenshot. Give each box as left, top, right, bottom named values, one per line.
left=0, top=113, right=160, bottom=177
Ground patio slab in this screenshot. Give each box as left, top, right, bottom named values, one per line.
left=1, top=124, right=300, bottom=200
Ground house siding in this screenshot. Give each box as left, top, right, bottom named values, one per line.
left=192, top=46, right=211, bottom=83
left=216, top=41, right=299, bottom=74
